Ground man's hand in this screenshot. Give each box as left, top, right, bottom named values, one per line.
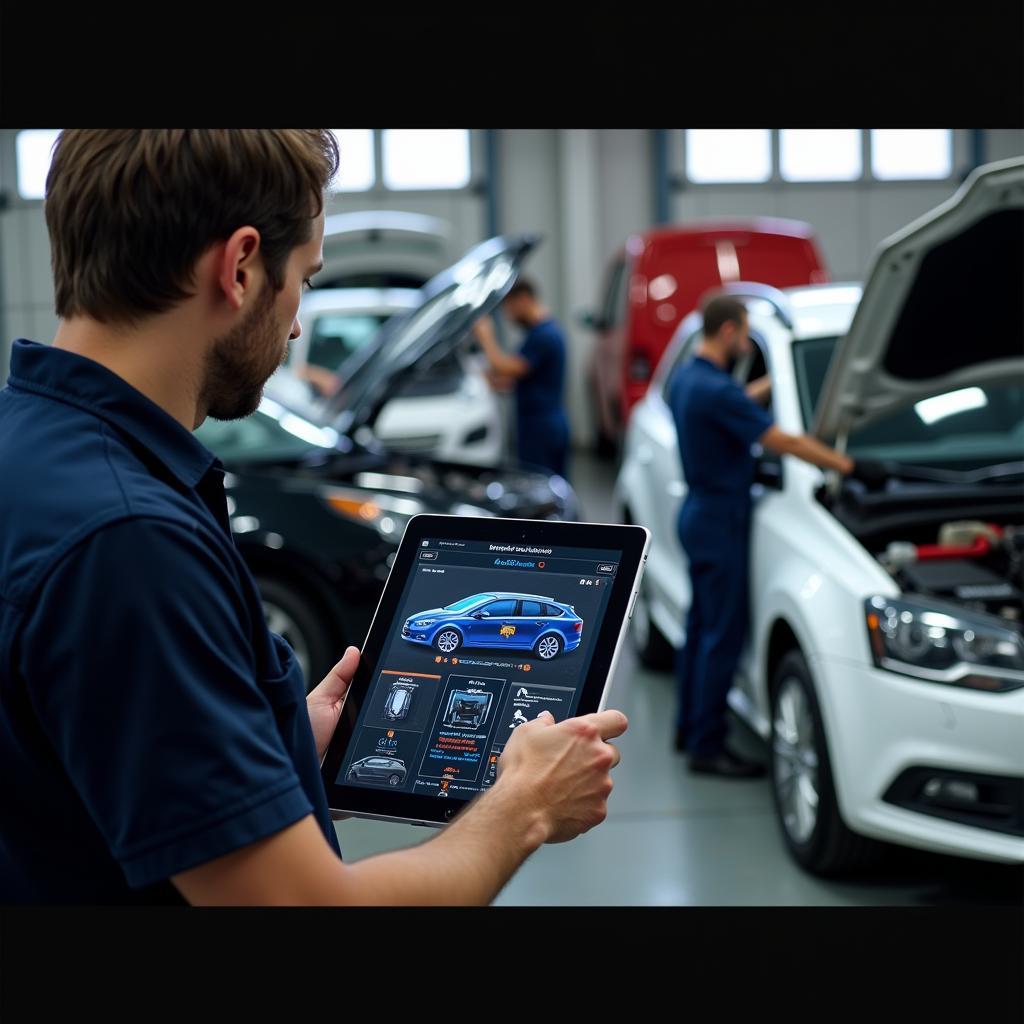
left=745, top=374, right=772, bottom=404
left=496, top=709, right=628, bottom=844
left=307, top=646, right=359, bottom=763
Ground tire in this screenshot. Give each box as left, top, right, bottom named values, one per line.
left=433, top=628, right=462, bottom=654
left=631, top=572, right=675, bottom=670
left=256, top=575, right=335, bottom=693
left=388, top=774, right=402, bottom=787
left=769, top=649, right=884, bottom=876
left=533, top=634, right=563, bottom=661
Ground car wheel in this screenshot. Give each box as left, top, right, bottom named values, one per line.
left=534, top=634, right=563, bottom=661
left=388, top=774, right=402, bottom=786
left=434, top=629, right=462, bottom=654
left=256, top=576, right=335, bottom=692
left=631, top=572, right=675, bottom=670
left=770, top=649, right=884, bottom=876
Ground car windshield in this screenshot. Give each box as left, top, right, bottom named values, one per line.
left=444, top=595, right=490, bottom=612
left=194, top=398, right=339, bottom=464
left=792, top=336, right=1024, bottom=473
left=307, top=313, right=391, bottom=371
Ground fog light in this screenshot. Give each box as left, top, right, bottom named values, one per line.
left=921, top=777, right=980, bottom=807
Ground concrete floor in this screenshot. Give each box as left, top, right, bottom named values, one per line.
left=334, top=451, right=1023, bottom=906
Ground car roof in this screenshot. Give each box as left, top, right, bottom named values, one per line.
left=746, top=282, right=862, bottom=342
left=298, top=287, right=422, bottom=316
left=483, top=592, right=557, bottom=602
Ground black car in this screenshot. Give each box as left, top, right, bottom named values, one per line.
left=347, top=756, right=407, bottom=786
left=194, top=234, right=578, bottom=688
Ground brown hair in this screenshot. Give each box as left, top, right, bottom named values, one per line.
left=701, top=295, right=747, bottom=337
left=44, top=129, right=340, bottom=324
left=505, top=277, right=538, bottom=300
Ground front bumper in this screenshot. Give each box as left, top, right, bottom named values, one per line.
left=814, top=654, right=1024, bottom=863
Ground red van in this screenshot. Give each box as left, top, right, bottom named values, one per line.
left=584, top=218, right=829, bottom=453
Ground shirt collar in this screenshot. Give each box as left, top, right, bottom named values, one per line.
left=6, top=339, right=218, bottom=489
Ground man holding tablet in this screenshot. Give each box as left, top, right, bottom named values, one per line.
left=0, top=129, right=629, bottom=906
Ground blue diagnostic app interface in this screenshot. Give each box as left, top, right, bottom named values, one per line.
left=338, top=536, right=622, bottom=800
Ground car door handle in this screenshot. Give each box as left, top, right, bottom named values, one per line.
left=535, top=621, right=545, bottom=625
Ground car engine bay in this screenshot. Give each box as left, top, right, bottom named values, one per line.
left=821, top=476, right=1024, bottom=623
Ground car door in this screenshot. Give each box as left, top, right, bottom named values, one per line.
left=514, top=599, right=547, bottom=648
left=645, top=327, right=704, bottom=626
left=471, top=598, right=519, bottom=647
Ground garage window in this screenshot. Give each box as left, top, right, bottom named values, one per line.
left=15, top=129, right=61, bottom=199
left=382, top=129, right=471, bottom=190
left=329, top=129, right=374, bottom=192
left=779, top=129, right=862, bottom=181
left=685, top=129, right=772, bottom=183
left=871, top=129, right=953, bottom=180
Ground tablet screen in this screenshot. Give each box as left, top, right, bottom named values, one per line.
left=334, top=533, right=626, bottom=801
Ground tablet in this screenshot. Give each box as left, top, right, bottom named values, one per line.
left=321, top=514, right=650, bottom=827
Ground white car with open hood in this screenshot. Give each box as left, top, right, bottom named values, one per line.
left=616, top=157, right=1024, bottom=874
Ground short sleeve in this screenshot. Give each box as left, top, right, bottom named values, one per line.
left=18, top=517, right=314, bottom=888
left=712, top=381, right=774, bottom=448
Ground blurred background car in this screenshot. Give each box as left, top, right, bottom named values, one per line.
left=582, top=219, right=829, bottom=456
left=266, top=284, right=506, bottom=466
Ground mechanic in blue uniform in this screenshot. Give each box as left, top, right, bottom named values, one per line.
left=667, top=296, right=886, bottom=778
left=472, top=279, right=571, bottom=480
left=0, top=130, right=626, bottom=904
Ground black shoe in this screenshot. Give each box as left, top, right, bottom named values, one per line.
left=688, top=750, right=766, bottom=779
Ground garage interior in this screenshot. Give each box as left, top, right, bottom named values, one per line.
left=1, top=128, right=1022, bottom=906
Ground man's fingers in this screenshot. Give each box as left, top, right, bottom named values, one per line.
left=574, top=709, right=628, bottom=741
left=317, top=646, right=360, bottom=700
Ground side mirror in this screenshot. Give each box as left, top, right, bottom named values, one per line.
left=472, top=611, right=489, bottom=619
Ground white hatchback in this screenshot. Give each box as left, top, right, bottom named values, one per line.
left=266, top=287, right=506, bottom=466
left=616, top=158, right=1024, bottom=874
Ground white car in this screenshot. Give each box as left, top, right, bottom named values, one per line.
left=265, top=287, right=507, bottom=466
left=616, top=157, right=1024, bottom=875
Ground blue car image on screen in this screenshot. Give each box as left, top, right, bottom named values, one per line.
left=401, top=593, right=583, bottom=661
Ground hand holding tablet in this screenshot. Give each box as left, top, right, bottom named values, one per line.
left=321, top=514, right=650, bottom=828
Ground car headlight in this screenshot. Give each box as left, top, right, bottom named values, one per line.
left=865, top=596, right=1024, bottom=693
left=413, top=619, right=436, bottom=627
left=320, top=487, right=423, bottom=540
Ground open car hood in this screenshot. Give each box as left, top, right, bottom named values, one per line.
left=323, top=233, right=541, bottom=437
left=814, top=157, right=1024, bottom=442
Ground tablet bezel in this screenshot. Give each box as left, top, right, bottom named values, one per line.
left=320, top=514, right=650, bottom=828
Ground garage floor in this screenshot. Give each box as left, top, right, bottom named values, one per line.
left=335, top=451, right=1023, bottom=906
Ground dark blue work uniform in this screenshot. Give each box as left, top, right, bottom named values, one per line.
left=0, top=340, right=340, bottom=904
left=666, top=356, right=773, bottom=758
left=515, top=318, right=570, bottom=479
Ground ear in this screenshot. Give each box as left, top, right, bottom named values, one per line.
left=216, top=226, right=263, bottom=312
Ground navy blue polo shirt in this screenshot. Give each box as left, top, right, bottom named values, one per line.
left=0, top=339, right=341, bottom=905
left=667, top=355, right=774, bottom=503
left=515, top=318, right=567, bottom=422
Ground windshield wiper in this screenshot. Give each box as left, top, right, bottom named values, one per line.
left=877, top=460, right=1024, bottom=486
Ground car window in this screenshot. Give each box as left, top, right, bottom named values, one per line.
left=483, top=599, right=517, bottom=616
left=520, top=600, right=543, bottom=616
left=601, top=256, right=629, bottom=328
left=792, top=337, right=1024, bottom=471
left=544, top=604, right=565, bottom=617
left=194, top=406, right=332, bottom=463
left=306, top=313, right=389, bottom=371
left=445, top=595, right=491, bottom=612
left=660, top=329, right=704, bottom=399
